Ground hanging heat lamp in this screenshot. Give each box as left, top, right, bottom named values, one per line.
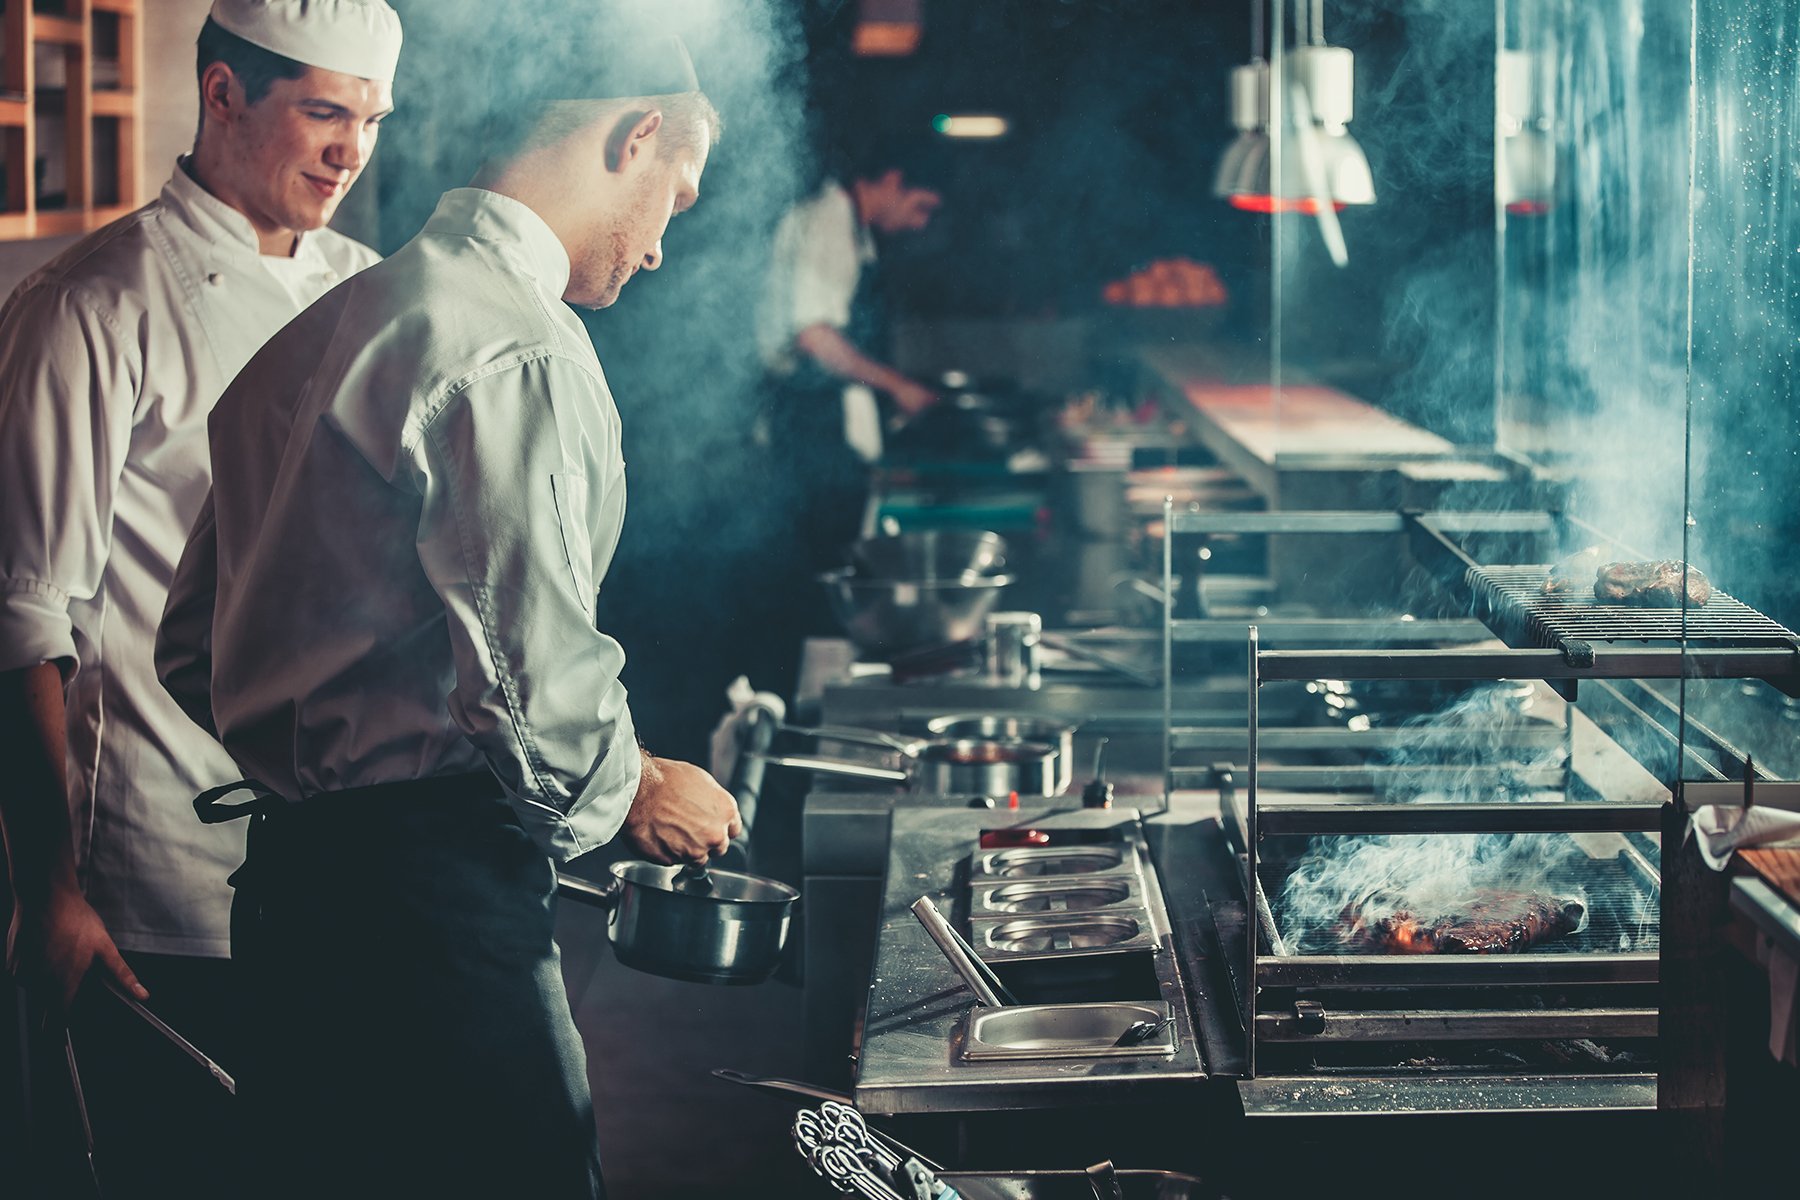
left=1214, top=0, right=1374, bottom=215
left=1497, top=49, right=1554, bottom=215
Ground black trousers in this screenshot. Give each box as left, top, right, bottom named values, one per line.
left=230, top=782, right=603, bottom=1199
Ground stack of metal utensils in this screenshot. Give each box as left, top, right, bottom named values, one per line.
left=791, top=1099, right=959, bottom=1200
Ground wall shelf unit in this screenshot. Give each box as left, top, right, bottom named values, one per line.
left=1, top=0, right=142, bottom=240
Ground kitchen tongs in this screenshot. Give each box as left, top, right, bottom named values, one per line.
left=910, top=896, right=1019, bottom=1007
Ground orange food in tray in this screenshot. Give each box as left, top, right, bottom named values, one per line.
left=1101, top=257, right=1228, bottom=308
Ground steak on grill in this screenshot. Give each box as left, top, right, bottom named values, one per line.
left=1594, top=560, right=1712, bottom=607
left=1339, top=891, right=1586, bottom=955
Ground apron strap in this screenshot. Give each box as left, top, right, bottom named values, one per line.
left=193, top=779, right=283, bottom=824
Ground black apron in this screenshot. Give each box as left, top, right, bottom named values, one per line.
left=763, top=241, right=890, bottom=569
left=743, top=243, right=889, bottom=700
left=196, top=774, right=604, bottom=1199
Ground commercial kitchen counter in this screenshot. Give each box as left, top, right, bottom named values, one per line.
left=850, top=801, right=1248, bottom=1117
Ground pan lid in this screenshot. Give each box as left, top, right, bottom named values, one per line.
left=611, top=860, right=799, bottom=905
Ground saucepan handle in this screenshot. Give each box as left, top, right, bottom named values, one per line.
left=555, top=872, right=622, bottom=910
left=751, top=754, right=912, bottom=785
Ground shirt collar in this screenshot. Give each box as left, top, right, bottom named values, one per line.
left=422, top=188, right=573, bottom=301
left=159, top=157, right=320, bottom=260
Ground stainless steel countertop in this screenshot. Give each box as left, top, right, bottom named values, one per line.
left=852, top=805, right=1210, bottom=1116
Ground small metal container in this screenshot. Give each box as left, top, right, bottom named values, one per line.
left=971, top=845, right=1131, bottom=880
left=972, top=877, right=1138, bottom=915
left=961, top=1001, right=1177, bottom=1061
left=984, top=611, right=1043, bottom=685
left=979, top=915, right=1144, bottom=955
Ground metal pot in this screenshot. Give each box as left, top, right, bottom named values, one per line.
left=759, top=732, right=1060, bottom=798
left=924, top=714, right=1078, bottom=796
left=556, top=861, right=799, bottom=986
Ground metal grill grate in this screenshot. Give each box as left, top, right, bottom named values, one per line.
left=1468, top=565, right=1800, bottom=649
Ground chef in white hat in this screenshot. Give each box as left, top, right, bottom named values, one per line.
left=0, top=1, right=399, bottom=1193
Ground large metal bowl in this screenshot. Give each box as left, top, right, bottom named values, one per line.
left=823, top=531, right=1013, bottom=656
left=821, top=569, right=1013, bottom=656
left=848, top=530, right=1008, bottom=579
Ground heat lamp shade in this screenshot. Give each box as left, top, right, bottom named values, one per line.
left=1320, top=128, right=1375, bottom=206
left=1213, top=130, right=1261, bottom=198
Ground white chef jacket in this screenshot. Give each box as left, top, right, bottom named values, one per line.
left=0, top=160, right=378, bottom=956
left=756, top=181, right=884, bottom=462
left=157, top=188, right=642, bottom=863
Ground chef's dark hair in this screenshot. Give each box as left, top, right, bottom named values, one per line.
left=824, top=132, right=943, bottom=192
left=195, top=17, right=308, bottom=110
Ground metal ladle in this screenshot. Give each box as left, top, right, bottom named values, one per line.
left=910, top=896, right=1019, bottom=1007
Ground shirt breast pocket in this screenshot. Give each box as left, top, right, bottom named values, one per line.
left=550, top=473, right=595, bottom=618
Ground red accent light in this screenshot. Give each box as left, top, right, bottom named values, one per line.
left=1229, top=195, right=1349, bottom=215
left=1505, top=200, right=1553, bottom=216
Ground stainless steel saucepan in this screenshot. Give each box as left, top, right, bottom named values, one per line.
left=923, top=714, right=1078, bottom=796
left=557, top=861, right=799, bottom=986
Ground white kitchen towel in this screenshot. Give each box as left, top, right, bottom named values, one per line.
left=707, top=675, right=788, bottom=783
left=1690, top=805, right=1800, bottom=871
left=843, top=384, right=883, bottom=464
left=1754, top=932, right=1800, bottom=1065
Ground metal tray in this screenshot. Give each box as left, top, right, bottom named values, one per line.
left=970, top=844, right=1135, bottom=880
left=969, top=875, right=1144, bottom=915
left=972, top=914, right=1154, bottom=957
left=961, top=1001, right=1176, bottom=1061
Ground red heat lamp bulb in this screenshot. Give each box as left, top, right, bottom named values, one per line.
left=1229, top=194, right=1350, bottom=215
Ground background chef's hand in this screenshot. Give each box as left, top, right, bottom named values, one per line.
left=621, top=756, right=743, bottom=865
left=5, top=882, right=147, bottom=1012
left=888, top=379, right=938, bottom=418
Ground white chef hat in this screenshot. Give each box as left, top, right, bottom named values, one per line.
left=209, top=0, right=403, bottom=85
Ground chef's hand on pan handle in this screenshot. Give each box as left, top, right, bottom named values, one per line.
left=620, top=755, right=743, bottom=865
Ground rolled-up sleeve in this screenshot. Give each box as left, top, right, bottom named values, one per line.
left=410, top=354, right=641, bottom=861
left=155, top=488, right=219, bottom=738
left=0, top=283, right=137, bottom=678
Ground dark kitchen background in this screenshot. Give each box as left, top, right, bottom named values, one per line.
left=370, top=0, right=1530, bottom=764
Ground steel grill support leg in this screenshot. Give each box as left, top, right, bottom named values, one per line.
left=1246, top=624, right=1260, bottom=1079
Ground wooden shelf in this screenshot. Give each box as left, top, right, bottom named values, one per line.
left=32, top=16, right=86, bottom=46
left=89, top=88, right=132, bottom=116
left=0, top=0, right=143, bottom=241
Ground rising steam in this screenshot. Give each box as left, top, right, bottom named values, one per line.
left=1275, top=683, right=1593, bottom=952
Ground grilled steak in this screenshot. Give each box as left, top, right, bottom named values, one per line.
left=1339, top=891, right=1586, bottom=955
left=1594, top=560, right=1712, bottom=607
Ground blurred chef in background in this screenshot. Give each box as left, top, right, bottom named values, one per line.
left=750, top=147, right=944, bottom=699
left=0, top=1, right=397, bottom=1192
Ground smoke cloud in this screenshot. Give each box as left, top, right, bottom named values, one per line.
left=1275, top=683, right=1597, bottom=953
